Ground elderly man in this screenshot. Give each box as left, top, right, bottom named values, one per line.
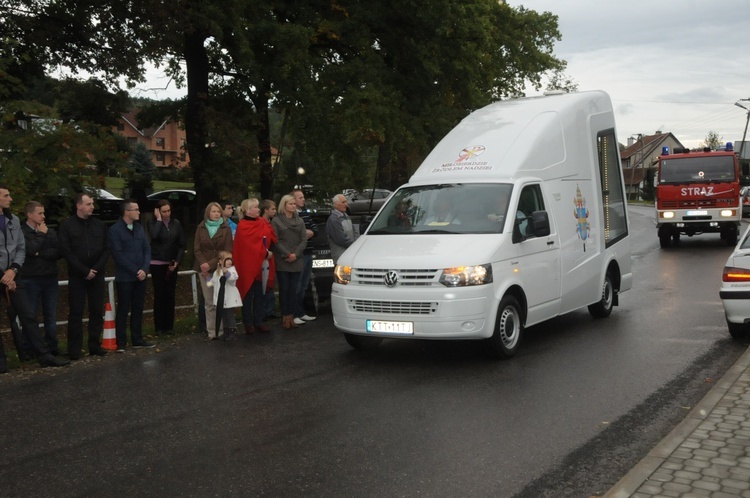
left=0, top=186, right=69, bottom=372
left=326, top=194, right=359, bottom=264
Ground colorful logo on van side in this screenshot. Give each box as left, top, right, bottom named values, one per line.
left=573, top=185, right=590, bottom=251
left=456, top=145, right=486, bottom=162
left=430, top=145, right=491, bottom=173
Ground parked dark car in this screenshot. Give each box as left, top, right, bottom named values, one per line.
left=307, top=214, right=334, bottom=307
left=147, top=189, right=198, bottom=224
left=345, top=189, right=391, bottom=215
left=44, top=187, right=122, bottom=226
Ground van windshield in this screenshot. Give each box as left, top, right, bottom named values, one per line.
left=366, top=183, right=513, bottom=235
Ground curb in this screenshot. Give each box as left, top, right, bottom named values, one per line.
left=603, top=344, right=750, bottom=497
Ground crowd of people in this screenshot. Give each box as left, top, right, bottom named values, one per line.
left=0, top=186, right=321, bottom=374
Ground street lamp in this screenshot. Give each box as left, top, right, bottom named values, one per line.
left=629, top=133, right=644, bottom=201
left=735, top=101, right=750, bottom=161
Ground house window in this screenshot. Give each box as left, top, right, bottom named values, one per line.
left=155, top=137, right=165, bottom=149
left=127, top=137, right=137, bottom=146
left=156, top=152, right=166, bottom=163
left=117, top=122, right=125, bottom=131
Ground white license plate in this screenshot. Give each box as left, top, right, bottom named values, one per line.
left=312, top=259, right=334, bottom=268
left=366, top=320, right=414, bottom=334
left=686, top=210, right=708, bottom=216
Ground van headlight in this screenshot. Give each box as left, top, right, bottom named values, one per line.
left=333, top=265, right=351, bottom=285
left=439, top=264, right=493, bottom=287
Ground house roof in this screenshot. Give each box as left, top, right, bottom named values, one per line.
left=621, top=132, right=684, bottom=166
left=120, top=110, right=169, bottom=137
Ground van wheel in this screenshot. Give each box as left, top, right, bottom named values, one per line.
left=727, top=320, right=749, bottom=340
left=486, top=296, right=522, bottom=359
left=588, top=271, right=614, bottom=318
left=344, top=333, right=383, bottom=350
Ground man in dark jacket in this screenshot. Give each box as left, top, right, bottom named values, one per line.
left=292, top=189, right=318, bottom=325
left=19, top=201, right=62, bottom=355
left=58, top=193, right=110, bottom=359
left=0, top=186, right=69, bottom=373
left=109, top=199, right=152, bottom=351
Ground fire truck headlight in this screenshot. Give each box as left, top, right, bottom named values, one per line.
left=661, top=211, right=675, bottom=219
left=720, top=209, right=736, bottom=217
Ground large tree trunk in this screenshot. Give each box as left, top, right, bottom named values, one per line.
left=184, top=29, right=218, bottom=219
left=252, top=92, right=274, bottom=199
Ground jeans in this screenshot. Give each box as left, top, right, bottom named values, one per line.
left=115, top=280, right=147, bottom=348
left=20, top=276, right=59, bottom=351
left=264, top=287, right=276, bottom=317
left=295, top=253, right=313, bottom=317
left=277, top=271, right=301, bottom=316
left=241, top=280, right=265, bottom=326
left=150, top=264, right=178, bottom=333
left=67, top=273, right=105, bottom=356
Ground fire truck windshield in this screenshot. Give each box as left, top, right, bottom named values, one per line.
left=659, top=155, right=736, bottom=184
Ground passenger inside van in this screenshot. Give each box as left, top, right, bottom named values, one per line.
left=423, top=195, right=461, bottom=225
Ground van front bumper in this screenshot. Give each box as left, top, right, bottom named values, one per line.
left=330, top=284, right=495, bottom=339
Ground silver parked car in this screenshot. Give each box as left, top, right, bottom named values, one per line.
left=720, top=224, right=750, bottom=339
left=345, top=189, right=391, bottom=216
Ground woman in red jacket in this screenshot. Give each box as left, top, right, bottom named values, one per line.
left=234, top=198, right=276, bottom=334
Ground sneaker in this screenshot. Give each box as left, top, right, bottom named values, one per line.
left=132, top=341, right=156, bottom=349
left=300, top=315, right=317, bottom=321
left=115, top=347, right=126, bottom=353
left=293, top=317, right=306, bottom=326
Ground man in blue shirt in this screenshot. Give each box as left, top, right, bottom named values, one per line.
left=109, top=199, right=153, bottom=351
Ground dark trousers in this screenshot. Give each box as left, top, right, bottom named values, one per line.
left=0, top=282, right=50, bottom=359
left=241, top=280, right=265, bottom=326
left=150, top=264, right=177, bottom=333
left=20, top=276, right=59, bottom=351
left=294, top=254, right=313, bottom=317
left=115, top=280, right=147, bottom=348
left=278, top=271, right=301, bottom=316
left=67, top=273, right=105, bottom=356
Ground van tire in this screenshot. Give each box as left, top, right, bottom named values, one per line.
left=344, top=333, right=383, bottom=350
left=486, top=296, right=523, bottom=359
left=588, top=271, right=614, bottom=318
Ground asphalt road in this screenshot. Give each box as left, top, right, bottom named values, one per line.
left=0, top=205, right=747, bottom=497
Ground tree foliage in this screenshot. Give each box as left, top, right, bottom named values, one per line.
left=1, top=0, right=565, bottom=205
left=700, top=130, right=724, bottom=150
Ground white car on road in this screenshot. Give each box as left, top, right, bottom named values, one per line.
left=720, top=224, right=750, bottom=339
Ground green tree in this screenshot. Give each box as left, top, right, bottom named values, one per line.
left=701, top=131, right=724, bottom=150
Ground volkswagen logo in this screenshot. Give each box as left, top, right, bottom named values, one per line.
left=384, top=270, right=399, bottom=287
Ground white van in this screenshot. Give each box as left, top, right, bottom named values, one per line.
left=331, top=91, right=632, bottom=358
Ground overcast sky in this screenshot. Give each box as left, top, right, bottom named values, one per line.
left=510, top=0, right=750, bottom=149
left=134, top=0, right=750, bottom=149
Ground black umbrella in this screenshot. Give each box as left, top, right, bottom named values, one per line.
left=214, top=272, right=227, bottom=338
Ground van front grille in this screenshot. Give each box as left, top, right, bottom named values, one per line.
left=350, top=300, right=438, bottom=315
left=352, top=268, right=440, bottom=286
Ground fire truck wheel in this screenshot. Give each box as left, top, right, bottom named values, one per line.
left=659, top=234, right=672, bottom=248
left=588, top=271, right=614, bottom=318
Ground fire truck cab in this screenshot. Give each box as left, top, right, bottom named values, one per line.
left=655, top=144, right=741, bottom=248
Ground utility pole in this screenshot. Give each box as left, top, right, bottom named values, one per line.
left=736, top=99, right=750, bottom=161
left=629, top=133, right=643, bottom=201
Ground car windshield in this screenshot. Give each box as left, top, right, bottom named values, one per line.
left=366, top=183, right=513, bottom=235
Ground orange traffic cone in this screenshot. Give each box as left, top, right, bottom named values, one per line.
left=102, top=303, right=117, bottom=351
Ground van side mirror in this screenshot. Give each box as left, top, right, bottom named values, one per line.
left=531, top=211, right=550, bottom=237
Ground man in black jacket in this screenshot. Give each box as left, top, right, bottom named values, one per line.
left=58, top=193, right=110, bottom=359
left=19, top=201, right=62, bottom=355
left=0, top=186, right=69, bottom=372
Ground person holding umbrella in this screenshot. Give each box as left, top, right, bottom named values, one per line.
left=234, top=198, right=275, bottom=335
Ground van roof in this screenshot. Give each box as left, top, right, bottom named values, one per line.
left=409, top=90, right=615, bottom=184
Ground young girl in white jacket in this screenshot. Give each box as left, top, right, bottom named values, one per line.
left=208, top=251, right=243, bottom=340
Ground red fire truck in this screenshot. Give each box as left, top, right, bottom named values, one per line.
left=655, top=144, right=741, bottom=248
